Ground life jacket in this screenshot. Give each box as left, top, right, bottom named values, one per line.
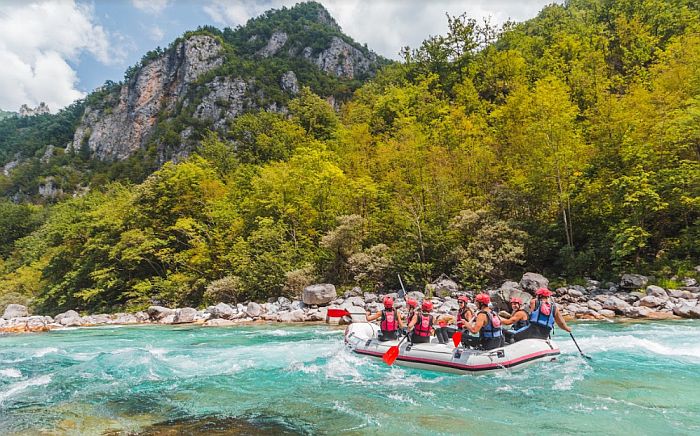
left=380, top=309, right=398, bottom=332
left=529, top=300, right=556, bottom=330
left=478, top=310, right=502, bottom=339
left=413, top=314, right=433, bottom=337
left=512, top=309, right=529, bottom=331
left=456, top=308, right=470, bottom=328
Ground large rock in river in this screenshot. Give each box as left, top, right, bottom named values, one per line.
left=519, top=273, right=549, bottom=293
left=2, top=304, right=28, bottom=319
left=302, top=284, right=337, bottom=305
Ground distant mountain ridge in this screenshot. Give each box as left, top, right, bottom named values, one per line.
left=69, top=1, right=386, bottom=162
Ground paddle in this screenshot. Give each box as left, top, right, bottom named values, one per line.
left=327, top=308, right=351, bottom=318
left=569, top=332, right=592, bottom=360
left=397, top=274, right=407, bottom=299
left=382, top=331, right=410, bottom=366
left=452, top=330, right=463, bottom=347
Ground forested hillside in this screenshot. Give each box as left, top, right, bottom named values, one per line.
left=0, top=0, right=698, bottom=314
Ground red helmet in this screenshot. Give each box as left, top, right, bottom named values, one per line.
left=406, top=298, right=418, bottom=308
left=421, top=300, right=433, bottom=311
left=383, top=296, right=394, bottom=308
left=457, top=295, right=470, bottom=303
left=475, top=293, right=491, bottom=305
left=536, top=288, right=552, bottom=297
left=510, top=297, right=523, bottom=304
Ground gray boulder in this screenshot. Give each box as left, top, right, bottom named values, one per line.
left=490, top=286, right=532, bottom=312
left=174, top=308, right=197, bottom=324
left=682, top=277, right=698, bottom=287
left=246, top=302, right=263, bottom=318
left=344, top=296, right=365, bottom=308
left=674, top=304, right=700, bottom=319
left=363, top=293, right=378, bottom=303
left=160, top=313, right=177, bottom=324
left=428, top=276, right=460, bottom=298
left=207, top=303, right=236, bottom=319
left=587, top=300, right=603, bottom=312
left=302, top=284, right=337, bottom=305
left=639, top=296, right=665, bottom=308
left=2, top=304, right=28, bottom=319
left=646, top=285, right=668, bottom=298
left=599, top=309, right=616, bottom=318
left=620, top=274, right=648, bottom=289
left=55, top=310, right=82, bottom=326
left=624, top=306, right=652, bottom=318
left=567, top=288, right=585, bottom=298
left=279, top=309, right=306, bottom=323
left=519, top=272, right=549, bottom=293
left=147, top=306, right=175, bottom=321
left=602, top=296, right=631, bottom=314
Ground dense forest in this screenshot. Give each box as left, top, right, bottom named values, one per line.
left=0, top=0, right=698, bottom=314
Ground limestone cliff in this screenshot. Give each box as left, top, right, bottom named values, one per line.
left=70, top=35, right=224, bottom=160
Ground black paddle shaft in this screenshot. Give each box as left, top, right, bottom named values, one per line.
left=569, top=332, right=592, bottom=360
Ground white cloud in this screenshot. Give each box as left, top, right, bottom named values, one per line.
left=150, top=25, right=165, bottom=41
left=0, top=0, right=122, bottom=112
left=131, top=0, right=171, bottom=15
left=203, top=0, right=560, bottom=60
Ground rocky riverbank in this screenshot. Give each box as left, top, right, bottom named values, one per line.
left=2, top=272, right=699, bottom=334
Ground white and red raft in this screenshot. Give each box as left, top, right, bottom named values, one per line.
left=344, top=322, right=560, bottom=374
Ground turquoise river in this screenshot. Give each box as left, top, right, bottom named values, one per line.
left=1, top=321, right=700, bottom=435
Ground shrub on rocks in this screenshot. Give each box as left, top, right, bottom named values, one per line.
left=204, top=276, right=244, bottom=305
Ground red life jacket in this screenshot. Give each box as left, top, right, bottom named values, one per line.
left=380, top=309, right=398, bottom=332
left=414, top=314, right=433, bottom=337
left=456, top=308, right=470, bottom=328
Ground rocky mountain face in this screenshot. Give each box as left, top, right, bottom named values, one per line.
left=69, top=5, right=383, bottom=162
left=70, top=35, right=224, bottom=160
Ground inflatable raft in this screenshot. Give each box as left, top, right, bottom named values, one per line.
left=344, top=322, right=560, bottom=374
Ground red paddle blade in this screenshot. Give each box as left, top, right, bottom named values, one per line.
left=382, top=346, right=400, bottom=366
left=327, top=308, right=351, bottom=317
left=452, top=331, right=463, bottom=348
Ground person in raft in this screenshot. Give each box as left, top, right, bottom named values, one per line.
left=435, top=295, right=474, bottom=345
left=464, top=293, right=504, bottom=350
left=514, top=288, right=571, bottom=341
left=500, top=297, right=529, bottom=343
left=408, top=300, right=435, bottom=343
left=401, top=297, right=418, bottom=336
left=366, top=296, right=404, bottom=341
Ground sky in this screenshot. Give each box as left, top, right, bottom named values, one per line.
left=0, top=0, right=560, bottom=113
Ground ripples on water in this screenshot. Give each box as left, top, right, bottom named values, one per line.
left=1, top=321, right=700, bottom=435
